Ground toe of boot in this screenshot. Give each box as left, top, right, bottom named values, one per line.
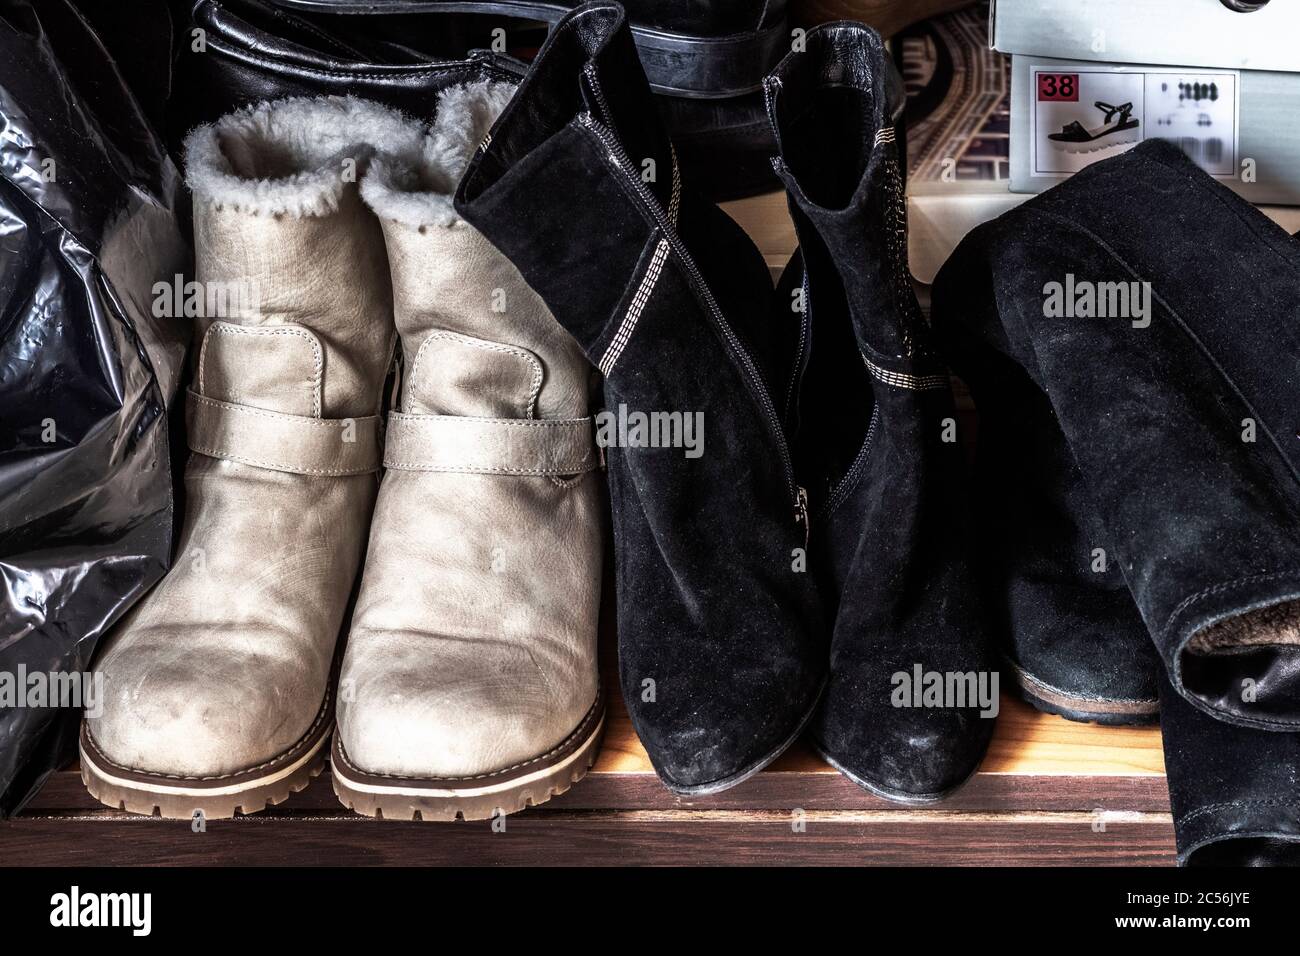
left=815, top=699, right=995, bottom=804
left=1011, top=625, right=1161, bottom=724
left=86, top=627, right=329, bottom=779
left=335, top=630, right=598, bottom=779
left=622, top=656, right=825, bottom=795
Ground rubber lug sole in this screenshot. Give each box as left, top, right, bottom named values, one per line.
left=330, top=696, right=606, bottom=821
left=1008, top=659, right=1159, bottom=726
left=78, top=696, right=333, bottom=820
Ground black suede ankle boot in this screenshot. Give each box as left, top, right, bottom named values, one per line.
left=932, top=139, right=1300, bottom=732
left=765, top=22, right=996, bottom=803
left=456, top=1, right=827, bottom=794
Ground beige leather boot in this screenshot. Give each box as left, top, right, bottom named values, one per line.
left=331, top=81, right=605, bottom=821
left=80, top=98, right=420, bottom=819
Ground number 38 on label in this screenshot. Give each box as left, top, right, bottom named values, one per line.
left=1037, top=73, right=1079, bottom=101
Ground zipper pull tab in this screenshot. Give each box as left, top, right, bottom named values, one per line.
left=795, top=486, right=809, bottom=549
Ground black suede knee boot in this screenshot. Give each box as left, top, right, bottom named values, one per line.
left=933, top=139, right=1300, bottom=732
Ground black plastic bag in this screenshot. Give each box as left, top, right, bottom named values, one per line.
left=0, top=0, right=188, bottom=816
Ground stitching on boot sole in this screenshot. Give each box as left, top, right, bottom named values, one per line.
left=82, top=684, right=333, bottom=783
left=334, top=690, right=603, bottom=784
left=1008, top=658, right=1158, bottom=709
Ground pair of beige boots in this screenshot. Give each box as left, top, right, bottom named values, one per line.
left=80, top=85, right=605, bottom=821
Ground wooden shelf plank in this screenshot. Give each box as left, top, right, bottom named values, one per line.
left=1, top=812, right=1175, bottom=866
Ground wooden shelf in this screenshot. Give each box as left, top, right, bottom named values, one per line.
left=10, top=645, right=1172, bottom=865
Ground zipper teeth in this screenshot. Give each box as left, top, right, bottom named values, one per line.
left=577, top=107, right=799, bottom=503
left=816, top=402, right=880, bottom=523
left=783, top=272, right=810, bottom=424
left=585, top=64, right=682, bottom=229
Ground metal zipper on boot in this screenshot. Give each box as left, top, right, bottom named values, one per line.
left=795, top=485, right=810, bottom=549
left=575, top=92, right=807, bottom=542
left=789, top=272, right=813, bottom=548
left=784, top=271, right=811, bottom=429
left=814, top=403, right=880, bottom=524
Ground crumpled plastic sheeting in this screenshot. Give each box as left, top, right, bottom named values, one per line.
left=0, top=0, right=188, bottom=817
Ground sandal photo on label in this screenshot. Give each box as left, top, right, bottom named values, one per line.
left=1047, top=100, right=1141, bottom=153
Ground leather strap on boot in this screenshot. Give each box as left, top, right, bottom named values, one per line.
left=186, top=390, right=382, bottom=476
left=383, top=412, right=598, bottom=476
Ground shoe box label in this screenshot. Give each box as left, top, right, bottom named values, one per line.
left=1029, top=65, right=1240, bottom=179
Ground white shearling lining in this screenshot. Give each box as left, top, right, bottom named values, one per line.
left=184, top=96, right=424, bottom=217
left=360, top=80, right=516, bottom=229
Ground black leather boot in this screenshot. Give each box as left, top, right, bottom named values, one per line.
left=456, top=1, right=827, bottom=794
left=765, top=22, right=995, bottom=803
left=274, top=0, right=789, bottom=98
left=169, top=0, right=523, bottom=154
left=171, top=0, right=780, bottom=199
left=932, top=139, right=1300, bottom=732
